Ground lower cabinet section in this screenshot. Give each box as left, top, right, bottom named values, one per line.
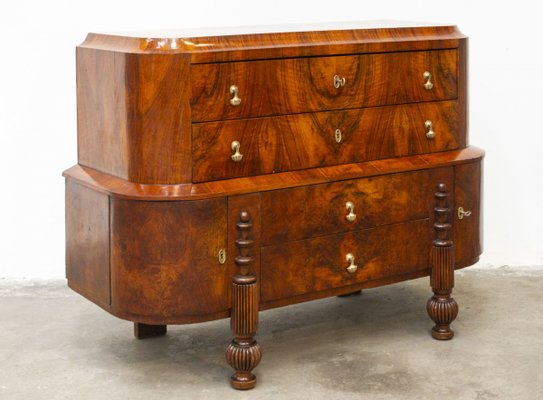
left=65, top=154, right=483, bottom=324
left=260, top=219, right=432, bottom=302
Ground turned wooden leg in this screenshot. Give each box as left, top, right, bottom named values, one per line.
left=427, top=183, right=459, bottom=340
left=226, top=210, right=262, bottom=390
left=134, top=323, right=167, bottom=339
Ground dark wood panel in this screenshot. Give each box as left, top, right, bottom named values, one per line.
left=110, top=198, right=227, bottom=320
left=65, top=181, right=111, bottom=309
left=192, top=50, right=457, bottom=122
left=261, top=219, right=432, bottom=302
left=192, top=101, right=460, bottom=181
left=454, top=160, right=483, bottom=265
left=63, top=147, right=484, bottom=201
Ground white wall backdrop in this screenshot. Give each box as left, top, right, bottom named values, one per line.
left=0, top=0, right=542, bottom=278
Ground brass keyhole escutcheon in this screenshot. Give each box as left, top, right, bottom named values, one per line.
left=218, top=249, right=226, bottom=264
left=231, top=140, right=243, bottom=162
left=346, top=253, right=358, bottom=274
left=335, top=129, right=342, bottom=143
left=425, top=120, right=435, bottom=139
left=423, top=71, right=433, bottom=90
left=345, top=201, right=356, bottom=222
left=229, top=85, right=241, bottom=106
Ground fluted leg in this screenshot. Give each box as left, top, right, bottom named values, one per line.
left=226, top=210, right=262, bottom=390
left=226, top=275, right=262, bottom=389
left=427, top=183, right=458, bottom=340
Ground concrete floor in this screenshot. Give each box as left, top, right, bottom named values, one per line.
left=1, top=267, right=542, bottom=400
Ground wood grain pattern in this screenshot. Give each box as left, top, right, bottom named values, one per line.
left=65, top=181, right=111, bottom=309
left=110, top=197, right=228, bottom=323
left=77, top=48, right=192, bottom=184
left=261, top=219, right=432, bottom=302
left=454, top=160, right=483, bottom=265
left=63, top=147, right=484, bottom=201
left=80, top=24, right=465, bottom=63
left=65, top=27, right=482, bottom=389
left=192, top=100, right=460, bottom=181
left=262, top=169, right=437, bottom=245
left=191, top=50, right=457, bottom=122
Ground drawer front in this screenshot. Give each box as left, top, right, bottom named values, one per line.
left=261, top=219, right=432, bottom=302
left=192, top=100, right=459, bottom=182
left=261, top=168, right=453, bottom=246
left=191, top=49, right=457, bottom=122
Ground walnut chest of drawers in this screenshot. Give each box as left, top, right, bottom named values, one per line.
left=63, top=22, right=484, bottom=390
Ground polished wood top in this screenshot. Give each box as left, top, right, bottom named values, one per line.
left=81, top=22, right=465, bottom=63
left=63, top=147, right=484, bottom=201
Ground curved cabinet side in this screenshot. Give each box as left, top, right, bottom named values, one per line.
left=454, top=159, right=483, bottom=267
left=110, top=197, right=229, bottom=324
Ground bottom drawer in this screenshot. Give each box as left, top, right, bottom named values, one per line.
left=261, top=219, right=432, bottom=302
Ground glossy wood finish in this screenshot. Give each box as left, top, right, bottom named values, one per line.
left=110, top=197, right=228, bottom=324
left=193, top=101, right=460, bottom=181
left=427, top=183, right=458, bottom=339
left=262, top=168, right=444, bottom=245
left=77, top=49, right=192, bottom=184
left=261, top=219, right=432, bottom=302
left=81, top=24, right=465, bottom=63
left=454, top=161, right=483, bottom=265
left=66, top=24, right=482, bottom=391
left=191, top=50, right=457, bottom=122
left=63, top=146, right=484, bottom=201
left=65, top=181, right=110, bottom=309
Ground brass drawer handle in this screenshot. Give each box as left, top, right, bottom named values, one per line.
left=457, top=207, right=472, bottom=220
left=229, top=85, right=241, bottom=106
left=346, top=253, right=358, bottom=274
left=335, top=129, right=342, bottom=143
left=231, top=140, right=243, bottom=162
left=425, top=120, right=435, bottom=139
left=333, top=75, right=346, bottom=89
left=423, top=71, right=434, bottom=90
left=345, top=201, right=356, bottom=222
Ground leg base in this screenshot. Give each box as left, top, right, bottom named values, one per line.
left=230, top=373, right=257, bottom=390
left=338, top=290, right=362, bottom=297
left=134, top=323, right=167, bottom=339
left=431, top=327, right=455, bottom=340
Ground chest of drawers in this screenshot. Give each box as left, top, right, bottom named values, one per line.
left=64, top=22, right=483, bottom=390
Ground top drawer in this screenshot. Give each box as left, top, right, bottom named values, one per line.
left=191, top=49, right=458, bottom=122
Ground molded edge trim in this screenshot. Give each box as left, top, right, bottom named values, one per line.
left=63, top=146, right=485, bottom=201
left=79, top=25, right=465, bottom=63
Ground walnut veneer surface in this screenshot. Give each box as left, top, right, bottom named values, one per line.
left=64, top=21, right=483, bottom=390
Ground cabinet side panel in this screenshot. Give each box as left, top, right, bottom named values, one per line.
left=65, top=180, right=111, bottom=309
left=110, top=198, right=228, bottom=321
left=126, top=53, right=192, bottom=184
left=454, top=160, right=483, bottom=266
left=77, top=47, right=129, bottom=179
